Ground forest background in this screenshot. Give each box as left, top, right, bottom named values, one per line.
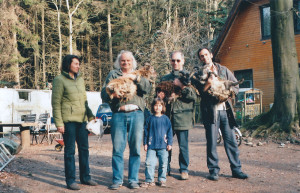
left=0, top=0, right=235, bottom=91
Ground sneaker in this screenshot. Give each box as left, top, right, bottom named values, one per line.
left=207, top=173, right=219, bottom=181
left=157, top=181, right=166, bottom=187
left=67, top=183, right=80, bottom=190
left=109, top=183, right=122, bottom=190
left=140, top=182, right=155, bottom=188
left=82, top=179, right=98, bottom=186
left=128, top=182, right=140, bottom=189
left=232, top=172, right=249, bottom=179
left=181, top=172, right=189, bottom=180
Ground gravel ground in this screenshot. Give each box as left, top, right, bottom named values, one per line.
left=0, top=124, right=300, bottom=193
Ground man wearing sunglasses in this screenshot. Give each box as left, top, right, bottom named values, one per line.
left=160, top=51, right=197, bottom=180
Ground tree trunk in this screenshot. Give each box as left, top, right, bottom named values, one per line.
left=107, top=2, right=113, bottom=68
left=87, top=34, right=94, bottom=91
left=12, top=31, right=20, bottom=87
left=41, top=5, right=46, bottom=85
left=34, top=9, right=39, bottom=89
left=147, top=0, right=152, bottom=34
left=98, top=25, right=102, bottom=87
left=270, top=0, right=299, bottom=132
left=67, top=0, right=73, bottom=54
left=81, top=36, right=85, bottom=75
left=166, top=0, right=172, bottom=33
left=52, top=0, right=62, bottom=71
left=66, top=0, right=83, bottom=55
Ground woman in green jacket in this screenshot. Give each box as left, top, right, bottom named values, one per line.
left=52, top=55, right=97, bottom=190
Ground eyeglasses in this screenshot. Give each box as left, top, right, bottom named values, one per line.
left=171, top=59, right=181, bottom=63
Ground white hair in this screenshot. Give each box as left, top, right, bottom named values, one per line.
left=170, top=51, right=184, bottom=59
left=113, top=50, right=137, bottom=70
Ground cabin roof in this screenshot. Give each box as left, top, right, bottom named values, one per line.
left=212, top=0, right=263, bottom=56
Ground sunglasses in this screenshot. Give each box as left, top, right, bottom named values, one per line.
left=171, top=59, right=181, bottom=63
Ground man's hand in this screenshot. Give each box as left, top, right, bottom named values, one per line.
left=144, top=145, right=148, bottom=151
left=112, top=92, right=122, bottom=99
left=57, top=126, right=65, bottom=134
left=169, top=93, right=177, bottom=101
left=174, top=78, right=186, bottom=89
left=167, top=145, right=172, bottom=151
left=203, top=75, right=214, bottom=92
left=122, top=73, right=136, bottom=81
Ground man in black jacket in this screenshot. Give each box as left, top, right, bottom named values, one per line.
left=197, top=48, right=248, bottom=181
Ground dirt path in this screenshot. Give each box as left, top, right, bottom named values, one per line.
left=0, top=124, right=299, bottom=193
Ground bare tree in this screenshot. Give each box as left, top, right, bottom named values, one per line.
left=33, top=9, right=39, bottom=88
left=52, top=0, right=62, bottom=70
left=98, top=24, right=102, bottom=87
left=41, top=4, right=46, bottom=84
left=107, top=0, right=113, bottom=68
left=66, top=0, right=84, bottom=54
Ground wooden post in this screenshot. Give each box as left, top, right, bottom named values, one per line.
left=20, top=127, right=30, bottom=149
left=0, top=125, right=3, bottom=138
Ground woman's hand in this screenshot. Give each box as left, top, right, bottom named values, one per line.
left=57, top=126, right=65, bottom=134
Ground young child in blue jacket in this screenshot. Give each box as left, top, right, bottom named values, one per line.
left=141, top=98, right=173, bottom=188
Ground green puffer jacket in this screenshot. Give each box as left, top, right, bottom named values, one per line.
left=161, top=69, right=197, bottom=130
left=52, top=71, right=95, bottom=127
left=101, top=69, right=152, bottom=113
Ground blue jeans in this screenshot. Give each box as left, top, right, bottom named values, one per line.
left=204, top=110, right=241, bottom=175
left=145, top=149, right=168, bottom=182
left=63, top=122, right=90, bottom=186
left=168, top=130, right=189, bottom=173
left=111, top=110, right=144, bottom=184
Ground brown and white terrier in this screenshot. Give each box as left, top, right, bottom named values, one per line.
left=106, top=64, right=156, bottom=102
left=191, top=65, right=244, bottom=102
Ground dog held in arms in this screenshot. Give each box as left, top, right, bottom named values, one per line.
left=191, top=65, right=244, bottom=102
left=106, top=64, right=156, bottom=102
left=156, top=81, right=182, bottom=102
left=156, top=71, right=195, bottom=102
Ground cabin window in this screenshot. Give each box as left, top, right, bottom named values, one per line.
left=261, top=2, right=300, bottom=38
left=294, top=1, right=300, bottom=33
left=234, top=69, right=253, bottom=89
left=18, top=91, right=31, bottom=102
left=260, top=5, right=271, bottom=40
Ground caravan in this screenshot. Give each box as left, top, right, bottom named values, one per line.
left=0, top=88, right=101, bottom=133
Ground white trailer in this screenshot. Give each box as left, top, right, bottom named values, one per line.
left=0, top=88, right=101, bottom=132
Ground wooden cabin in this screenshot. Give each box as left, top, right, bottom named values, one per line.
left=212, top=0, right=300, bottom=112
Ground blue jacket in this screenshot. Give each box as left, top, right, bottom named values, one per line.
left=144, top=115, right=173, bottom=150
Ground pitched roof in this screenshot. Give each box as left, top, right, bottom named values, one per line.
left=212, top=0, right=263, bottom=56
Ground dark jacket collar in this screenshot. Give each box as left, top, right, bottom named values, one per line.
left=171, top=68, right=189, bottom=77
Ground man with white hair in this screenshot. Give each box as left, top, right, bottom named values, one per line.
left=101, top=50, right=152, bottom=190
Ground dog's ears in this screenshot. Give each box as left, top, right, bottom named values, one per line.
left=178, top=71, right=191, bottom=86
